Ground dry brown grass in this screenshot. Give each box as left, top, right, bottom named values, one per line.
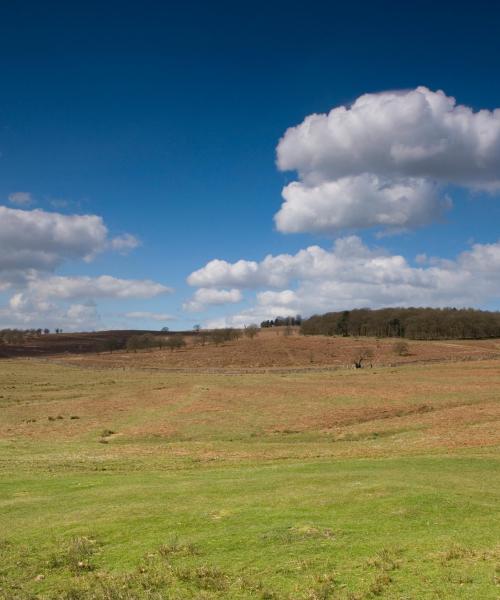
left=1, top=354, right=499, bottom=463
left=46, top=329, right=500, bottom=371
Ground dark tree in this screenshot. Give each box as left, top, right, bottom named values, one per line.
left=301, top=307, right=500, bottom=340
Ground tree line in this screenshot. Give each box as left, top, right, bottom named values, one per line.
left=124, top=327, right=259, bottom=353
left=0, top=326, right=263, bottom=356
left=260, top=315, right=302, bottom=328
left=0, top=328, right=54, bottom=344
left=300, top=307, right=500, bottom=340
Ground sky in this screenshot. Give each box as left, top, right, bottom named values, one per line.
left=1, top=0, right=500, bottom=331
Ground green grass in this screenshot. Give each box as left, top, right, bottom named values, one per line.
left=0, top=359, right=499, bottom=599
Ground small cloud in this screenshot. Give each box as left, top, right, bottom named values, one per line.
left=111, top=233, right=141, bottom=254
left=183, top=288, right=243, bottom=312
left=125, top=311, right=174, bottom=322
left=8, top=192, right=34, bottom=206
left=49, top=198, right=69, bottom=209
left=48, top=197, right=83, bottom=210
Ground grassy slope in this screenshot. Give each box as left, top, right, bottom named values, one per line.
left=52, top=331, right=500, bottom=370
left=0, top=358, right=499, bottom=599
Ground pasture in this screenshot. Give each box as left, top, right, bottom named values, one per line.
left=1, top=352, right=499, bottom=598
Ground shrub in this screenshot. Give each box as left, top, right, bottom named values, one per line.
left=103, top=338, right=121, bottom=353
left=126, top=334, right=157, bottom=352
left=49, top=536, right=98, bottom=573
left=208, top=328, right=241, bottom=346
left=352, top=347, right=374, bottom=368
left=392, top=341, right=410, bottom=356
left=126, top=335, right=141, bottom=352
left=191, top=331, right=210, bottom=346
left=244, top=325, right=259, bottom=339
left=165, top=336, right=186, bottom=352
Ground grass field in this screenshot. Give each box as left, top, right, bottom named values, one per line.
left=1, top=354, right=499, bottom=599
left=51, top=330, right=500, bottom=370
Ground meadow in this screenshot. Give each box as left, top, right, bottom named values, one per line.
left=1, top=345, right=499, bottom=599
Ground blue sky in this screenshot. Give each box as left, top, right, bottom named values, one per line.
left=1, top=1, right=500, bottom=330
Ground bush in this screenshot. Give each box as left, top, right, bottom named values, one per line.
left=352, top=347, right=374, bottom=368
left=392, top=341, right=410, bottom=356
left=165, top=336, right=186, bottom=352
left=209, top=328, right=241, bottom=346
left=193, top=332, right=210, bottom=346
left=99, top=338, right=122, bottom=353
left=126, top=334, right=156, bottom=352
left=127, top=335, right=142, bottom=352
left=49, top=536, right=98, bottom=573
left=244, top=325, right=259, bottom=339
left=0, top=329, right=25, bottom=344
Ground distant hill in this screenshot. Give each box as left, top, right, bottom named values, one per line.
left=301, top=307, right=500, bottom=340
left=0, top=329, right=190, bottom=358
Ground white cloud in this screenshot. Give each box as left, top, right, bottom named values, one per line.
left=204, top=305, right=298, bottom=330
left=8, top=192, right=34, bottom=206
left=188, top=236, right=379, bottom=290
left=111, top=233, right=141, bottom=254
left=189, top=236, right=500, bottom=326
left=188, top=259, right=262, bottom=288
left=0, top=206, right=107, bottom=274
left=183, top=287, right=243, bottom=312
left=125, top=311, right=174, bottom=322
left=0, top=204, right=171, bottom=330
left=0, top=206, right=143, bottom=280
left=8, top=291, right=56, bottom=314
left=1, top=275, right=171, bottom=330
left=275, top=175, right=450, bottom=233
left=49, top=198, right=70, bottom=209
left=277, top=86, right=500, bottom=186
left=257, top=289, right=298, bottom=306
left=275, top=86, right=500, bottom=234
left=19, top=274, right=171, bottom=301
left=65, top=303, right=100, bottom=325
left=0, top=298, right=101, bottom=331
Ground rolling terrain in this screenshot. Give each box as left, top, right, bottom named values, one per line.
left=51, top=328, right=500, bottom=371
left=1, top=342, right=499, bottom=598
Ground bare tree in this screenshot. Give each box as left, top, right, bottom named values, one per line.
left=126, top=335, right=141, bottom=353
left=165, top=336, right=186, bottom=352
left=352, top=347, right=374, bottom=369
left=209, top=328, right=241, bottom=346
left=244, top=325, right=259, bottom=339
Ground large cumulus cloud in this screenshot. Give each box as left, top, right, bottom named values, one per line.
left=187, top=236, right=500, bottom=326
left=0, top=206, right=139, bottom=277
left=276, top=175, right=449, bottom=234
left=275, top=86, right=500, bottom=233
left=188, top=87, right=500, bottom=325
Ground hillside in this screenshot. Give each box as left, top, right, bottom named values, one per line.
left=0, top=329, right=176, bottom=358
left=49, top=328, right=500, bottom=371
